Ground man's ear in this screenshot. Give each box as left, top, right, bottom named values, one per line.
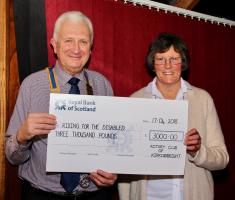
left=50, top=38, right=57, bottom=54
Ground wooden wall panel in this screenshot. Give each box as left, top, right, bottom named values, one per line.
left=9, top=0, right=20, bottom=116
left=5, top=0, right=21, bottom=200
left=0, top=0, right=20, bottom=199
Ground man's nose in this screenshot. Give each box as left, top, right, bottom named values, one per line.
left=72, top=41, right=81, bottom=53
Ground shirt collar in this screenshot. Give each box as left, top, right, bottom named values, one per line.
left=149, top=77, right=192, bottom=100
left=54, top=61, right=86, bottom=86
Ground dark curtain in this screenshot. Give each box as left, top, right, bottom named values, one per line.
left=13, top=0, right=48, bottom=82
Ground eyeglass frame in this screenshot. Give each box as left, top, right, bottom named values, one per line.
left=154, top=57, right=182, bottom=66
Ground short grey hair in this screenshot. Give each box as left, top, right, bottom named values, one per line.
left=53, top=11, right=94, bottom=45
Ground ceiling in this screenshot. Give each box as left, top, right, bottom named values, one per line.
left=152, top=0, right=235, bottom=21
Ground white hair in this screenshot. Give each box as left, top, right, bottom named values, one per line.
left=53, top=11, right=94, bottom=44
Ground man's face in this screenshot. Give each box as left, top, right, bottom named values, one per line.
left=51, top=19, right=91, bottom=75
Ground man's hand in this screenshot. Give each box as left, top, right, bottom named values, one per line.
left=89, top=170, right=117, bottom=187
left=16, top=113, right=56, bottom=144
left=184, top=128, right=201, bottom=157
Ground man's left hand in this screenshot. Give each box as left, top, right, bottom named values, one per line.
left=89, top=170, right=117, bottom=187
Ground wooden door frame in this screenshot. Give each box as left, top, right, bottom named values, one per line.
left=0, top=0, right=9, bottom=199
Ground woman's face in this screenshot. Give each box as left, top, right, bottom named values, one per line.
left=154, top=46, right=182, bottom=87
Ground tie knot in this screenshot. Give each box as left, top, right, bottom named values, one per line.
left=68, top=77, right=80, bottom=86
left=68, top=77, right=80, bottom=94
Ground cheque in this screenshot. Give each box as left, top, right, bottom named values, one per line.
left=46, top=93, right=188, bottom=175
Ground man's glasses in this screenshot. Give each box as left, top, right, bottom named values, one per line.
left=154, top=57, right=182, bottom=66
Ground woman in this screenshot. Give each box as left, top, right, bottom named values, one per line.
left=118, top=32, right=229, bottom=200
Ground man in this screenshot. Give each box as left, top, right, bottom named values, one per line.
left=5, top=11, right=117, bottom=200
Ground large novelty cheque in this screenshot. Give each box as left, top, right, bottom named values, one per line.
left=46, top=93, right=188, bottom=175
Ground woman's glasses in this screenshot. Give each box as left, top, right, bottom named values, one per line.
left=154, top=57, right=182, bottom=66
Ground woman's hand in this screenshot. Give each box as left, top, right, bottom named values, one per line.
left=184, top=128, right=201, bottom=157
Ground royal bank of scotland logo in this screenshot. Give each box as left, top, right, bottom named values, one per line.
left=55, top=100, right=66, bottom=111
